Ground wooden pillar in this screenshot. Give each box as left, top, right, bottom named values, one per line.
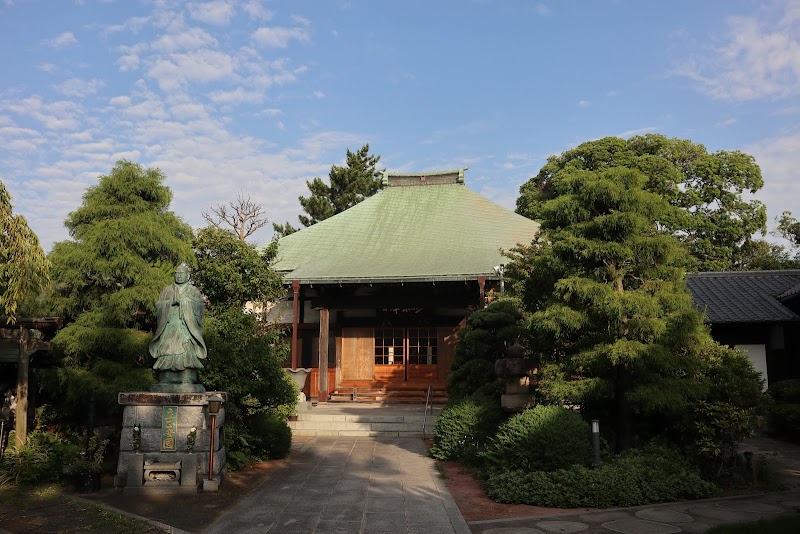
left=15, top=327, right=30, bottom=447
left=291, top=280, right=300, bottom=369
left=478, top=276, right=486, bottom=308
left=318, top=308, right=329, bottom=402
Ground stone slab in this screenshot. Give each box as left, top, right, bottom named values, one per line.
left=635, top=508, right=694, bottom=523
left=535, top=520, right=588, bottom=533
left=602, top=518, right=682, bottom=534
left=715, top=500, right=785, bottom=514
left=687, top=505, right=760, bottom=522
left=483, top=529, right=546, bottom=534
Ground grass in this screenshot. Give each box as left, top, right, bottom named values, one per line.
left=706, top=515, right=800, bottom=533
left=0, top=484, right=162, bottom=533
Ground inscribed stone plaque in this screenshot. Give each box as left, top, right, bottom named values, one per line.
left=161, top=406, right=178, bottom=451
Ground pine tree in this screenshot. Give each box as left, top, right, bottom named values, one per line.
left=510, top=167, right=709, bottom=450
left=45, top=161, right=194, bottom=418
left=273, top=144, right=382, bottom=237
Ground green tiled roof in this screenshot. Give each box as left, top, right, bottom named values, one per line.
left=272, top=182, right=540, bottom=284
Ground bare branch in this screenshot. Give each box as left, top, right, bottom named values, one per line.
left=202, top=192, right=269, bottom=242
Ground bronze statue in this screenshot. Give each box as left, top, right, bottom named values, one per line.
left=150, top=263, right=206, bottom=391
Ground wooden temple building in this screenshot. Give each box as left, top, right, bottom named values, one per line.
left=270, top=169, right=539, bottom=402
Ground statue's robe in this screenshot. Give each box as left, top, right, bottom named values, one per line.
left=149, top=282, right=207, bottom=370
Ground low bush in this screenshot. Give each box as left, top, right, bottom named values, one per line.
left=486, top=446, right=717, bottom=508
left=481, top=405, right=591, bottom=473
left=430, top=395, right=503, bottom=465
left=769, top=404, right=800, bottom=443
left=0, top=432, right=65, bottom=486
left=768, top=379, right=800, bottom=404
left=249, top=411, right=292, bottom=460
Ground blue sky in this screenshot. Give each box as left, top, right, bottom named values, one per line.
left=2, top=0, right=799, bottom=251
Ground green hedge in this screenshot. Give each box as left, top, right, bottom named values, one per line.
left=430, top=395, right=503, bottom=464
left=486, top=446, right=717, bottom=508
left=249, top=411, right=293, bottom=460
left=481, top=405, right=591, bottom=473
left=768, top=379, right=800, bottom=443
left=768, top=379, right=800, bottom=404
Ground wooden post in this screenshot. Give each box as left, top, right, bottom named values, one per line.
left=318, top=308, right=329, bottom=402
left=291, top=280, right=300, bottom=369
left=478, top=276, right=486, bottom=308
left=15, top=327, right=30, bottom=448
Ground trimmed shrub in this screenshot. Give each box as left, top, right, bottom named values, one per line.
left=769, top=404, right=800, bottom=443
left=249, top=411, right=293, bottom=460
left=486, top=446, right=717, bottom=508
left=769, top=379, right=800, bottom=404
left=482, top=405, right=591, bottom=473
left=767, top=380, right=800, bottom=444
left=430, top=395, right=503, bottom=465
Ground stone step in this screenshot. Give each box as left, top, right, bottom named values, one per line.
left=288, top=411, right=439, bottom=437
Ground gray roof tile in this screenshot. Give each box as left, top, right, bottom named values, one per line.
left=686, top=270, right=800, bottom=323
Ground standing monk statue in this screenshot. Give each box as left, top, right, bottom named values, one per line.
left=150, top=263, right=207, bottom=392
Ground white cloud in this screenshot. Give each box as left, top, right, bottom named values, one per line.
left=55, top=77, right=105, bottom=97
left=147, top=49, right=236, bottom=90
left=746, top=132, right=800, bottom=229
left=37, top=63, right=58, bottom=72
left=187, top=1, right=236, bottom=26
left=617, top=126, right=658, bottom=138
left=45, top=31, right=78, bottom=49
left=101, top=16, right=150, bottom=36
left=208, top=87, right=264, bottom=104
left=578, top=100, right=590, bottom=107
left=535, top=3, right=551, bottom=17
left=2, top=96, right=81, bottom=130
left=715, top=117, right=738, bottom=127
left=151, top=27, right=218, bottom=52
left=117, top=54, right=140, bottom=71
left=312, top=90, right=325, bottom=99
left=243, top=0, right=273, bottom=21
left=252, top=26, right=311, bottom=48
left=672, top=3, right=800, bottom=101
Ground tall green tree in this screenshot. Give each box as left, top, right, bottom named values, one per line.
left=509, top=167, right=713, bottom=450
left=192, top=226, right=296, bottom=467
left=0, top=181, right=49, bottom=323
left=45, top=161, right=194, bottom=419
left=273, top=144, right=382, bottom=237
left=516, top=135, right=766, bottom=271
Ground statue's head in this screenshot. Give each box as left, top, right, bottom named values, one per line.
left=174, top=263, right=190, bottom=284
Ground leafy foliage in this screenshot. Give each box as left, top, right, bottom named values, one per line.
left=0, top=180, right=49, bottom=323
left=482, top=405, right=591, bottom=473
left=486, top=445, right=716, bottom=508
left=274, top=144, right=382, bottom=236
left=516, top=135, right=766, bottom=271
left=677, top=343, right=769, bottom=476
left=45, top=161, right=194, bottom=420
left=197, top=307, right=296, bottom=468
left=247, top=411, right=293, bottom=460
left=768, top=379, right=800, bottom=443
left=0, top=431, right=67, bottom=486
left=193, top=226, right=283, bottom=309
left=509, top=166, right=713, bottom=450
left=447, top=299, right=525, bottom=400
left=429, top=395, right=503, bottom=464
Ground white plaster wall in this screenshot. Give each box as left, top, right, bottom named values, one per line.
left=735, top=344, right=769, bottom=391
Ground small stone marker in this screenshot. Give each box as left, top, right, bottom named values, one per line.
left=635, top=508, right=694, bottom=523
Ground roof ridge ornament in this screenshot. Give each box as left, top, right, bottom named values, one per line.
left=383, top=167, right=468, bottom=187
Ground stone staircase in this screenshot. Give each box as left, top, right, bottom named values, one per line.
left=328, top=384, right=448, bottom=404
left=287, top=404, right=441, bottom=438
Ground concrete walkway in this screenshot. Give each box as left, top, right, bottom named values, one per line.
left=468, top=491, right=800, bottom=533
left=205, top=436, right=470, bottom=534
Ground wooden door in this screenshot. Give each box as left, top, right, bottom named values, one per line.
left=437, top=326, right=458, bottom=380
left=342, top=327, right=374, bottom=381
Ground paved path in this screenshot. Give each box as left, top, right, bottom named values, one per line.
left=468, top=491, right=800, bottom=533
left=206, top=436, right=470, bottom=534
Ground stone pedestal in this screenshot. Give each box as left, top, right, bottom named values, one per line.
left=116, top=391, right=227, bottom=493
